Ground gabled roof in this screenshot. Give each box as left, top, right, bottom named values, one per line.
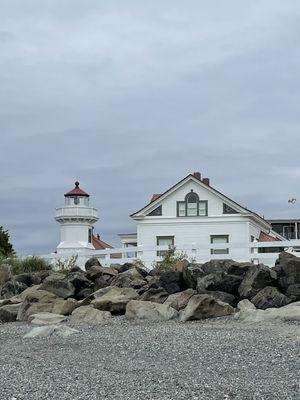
left=130, top=173, right=270, bottom=229
left=65, top=181, right=89, bottom=197
left=259, top=231, right=280, bottom=242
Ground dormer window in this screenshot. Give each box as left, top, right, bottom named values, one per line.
left=177, top=191, right=208, bottom=217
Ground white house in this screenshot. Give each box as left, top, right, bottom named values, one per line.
left=120, top=172, right=283, bottom=264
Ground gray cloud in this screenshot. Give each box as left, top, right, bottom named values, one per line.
left=1, top=0, right=300, bottom=254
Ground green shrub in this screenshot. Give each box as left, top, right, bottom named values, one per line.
left=1, top=256, right=52, bottom=275
left=153, top=246, right=186, bottom=272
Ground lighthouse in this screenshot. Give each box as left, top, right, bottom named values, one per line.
left=55, top=181, right=99, bottom=255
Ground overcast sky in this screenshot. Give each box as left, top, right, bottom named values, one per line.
left=1, top=1, right=300, bottom=255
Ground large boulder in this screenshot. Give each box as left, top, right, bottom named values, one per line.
left=0, top=303, right=21, bottom=322
left=110, top=263, right=133, bottom=274
left=0, top=264, right=12, bottom=285
left=286, top=284, right=300, bottom=302
left=157, top=271, right=183, bottom=294
left=196, top=273, right=242, bottom=296
left=274, top=252, right=300, bottom=292
left=13, top=273, right=34, bottom=287
left=179, top=294, right=234, bottom=322
left=85, top=257, right=101, bottom=271
left=164, top=289, right=196, bottom=311
left=66, top=271, right=92, bottom=295
left=71, top=306, right=112, bottom=323
left=182, top=263, right=205, bottom=289
left=91, top=286, right=139, bottom=313
left=16, top=287, right=59, bottom=321
left=251, top=286, right=291, bottom=310
left=0, top=280, right=28, bottom=299
left=86, top=265, right=118, bottom=281
left=238, top=264, right=277, bottom=299
left=140, top=288, right=169, bottom=303
left=51, top=299, right=78, bottom=315
left=39, top=273, right=75, bottom=299
left=227, top=262, right=252, bottom=277
left=203, top=291, right=238, bottom=307
left=236, top=301, right=300, bottom=323
left=125, top=300, right=178, bottom=321
left=94, top=275, right=113, bottom=291
left=110, top=268, right=146, bottom=289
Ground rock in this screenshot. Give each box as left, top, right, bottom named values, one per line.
left=24, top=325, right=78, bottom=339
left=237, top=299, right=256, bottom=312
left=236, top=301, right=300, bottom=323
left=91, top=286, right=139, bottom=313
left=286, top=284, right=300, bottom=302
left=201, top=259, right=236, bottom=275
left=0, top=264, right=12, bottom=285
left=28, top=312, right=67, bottom=325
left=274, top=252, right=300, bottom=292
left=67, top=271, right=92, bottom=293
left=179, top=294, right=234, bottom=322
left=93, top=275, right=113, bottom=290
left=86, top=265, right=118, bottom=281
left=203, top=291, right=237, bottom=307
left=111, top=268, right=145, bottom=288
left=0, top=299, right=10, bottom=307
left=13, top=273, right=34, bottom=286
left=39, top=273, right=75, bottom=299
left=31, top=270, right=51, bottom=285
left=164, top=289, right=196, bottom=311
left=140, top=288, right=169, bottom=303
left=111, top=263, right=133, bottom=274
left=227, top=262, right=252, bottom=277
left=125, top=300, right=178, bottom=321
left=52, top=299, right=78, bottom=315
left=182, top=263, right=205, bottom=289
left=251, top=287, right=291, bottom=310
left=174, top=259, right=190, bottom=272
left=76, top=287, right=94, bottom=300
left=196, top=273, right=242, bottom=295
left=0, top=280, right=28, bottom=299
left=16, top=288, right=59, bottom=322
left=85, top=257, right=101, bottom=271
left=0, top=303, right=21, bottom=322
left=158, top=271, right=183, bottom=294
left=71, top=306, right=112, bottom=323
left=238, top=264, right=277, bottom=299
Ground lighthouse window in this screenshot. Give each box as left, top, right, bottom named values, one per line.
left=74, top=197, right=79, bottom=205
left=88, top=228, right=93, bottom=243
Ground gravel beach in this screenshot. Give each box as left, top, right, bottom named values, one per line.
left=0, top=318, right=299, bottom=400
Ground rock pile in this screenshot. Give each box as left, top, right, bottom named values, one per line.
left=0, top=252, right=299, bottom=325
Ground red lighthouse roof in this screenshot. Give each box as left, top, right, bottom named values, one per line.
left=64, top=181, right=90, bottom=197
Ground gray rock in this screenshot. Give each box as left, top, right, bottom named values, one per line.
left=0, top=303, right=21, bottom=322
left=157, top=271, right=183, bottom=294
left=23, top=325, right=79, bottom=339
left=71, top=306, right=112, bottom=323
left=236, top=301, right=300, bottom=323
left=251, top=286, right=291, bottom=309
left=196, top=272, right=242, bottom=295
left=28, top=312, right=67, bottom=325
left=140, top=287, right=169, bottom=303
left=85, top=257, right=101, bottom=271
left=286, top=283, right=300, bottom=302
left=182, top=263, right=205, bottom=289
left=40, top=273, right=75, bottom=299
left=203, top=290, right=237, bottom=307
left=91, top=286, right=139, bottom=313
left=0, top=280, right=27, bottom=299
left=125, top=300, right=178, bottom=321
left=179, top=294, right=234, bottom=322
left=111, top=268, right=145, bottom=288
left=238, top=264, right=277, bottom=299
left=274, top=252, right=300, bottom=292
left=86, top=265, right=118, bottom=281
left=237, top=299, right=256, bottom=311
left=164, top=289, right=196, bottom=311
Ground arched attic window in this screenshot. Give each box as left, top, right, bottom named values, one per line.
left=177, top=190, right=208, bottom=217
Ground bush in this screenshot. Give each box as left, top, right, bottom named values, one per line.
left=1, top=256, right=52, bottom=275
left=153, top=246, right=186, bottom=272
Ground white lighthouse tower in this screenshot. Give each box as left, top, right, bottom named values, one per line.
left=55, top=181, right=99, bottom=256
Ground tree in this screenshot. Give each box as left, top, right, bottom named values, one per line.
left=0, top=226, right=15, bottom=257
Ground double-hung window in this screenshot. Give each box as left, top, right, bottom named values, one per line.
left=210, top=235, right=229, bottom=255
left=156, top=236, right=174, bottom=257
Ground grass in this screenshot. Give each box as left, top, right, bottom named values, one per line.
left=0, top=256, right=53, bottom=275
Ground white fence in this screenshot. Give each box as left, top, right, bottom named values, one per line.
left=40, top=239, right=300, bottom=269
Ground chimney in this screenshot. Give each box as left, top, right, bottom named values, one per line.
left=202, top=178, right=210, bottom=186
left=193, top=172, right=201, bottom=180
